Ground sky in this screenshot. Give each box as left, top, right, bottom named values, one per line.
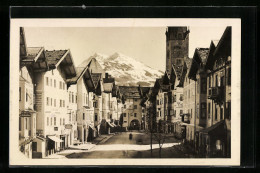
left=24, top=26, right=226, bottom=71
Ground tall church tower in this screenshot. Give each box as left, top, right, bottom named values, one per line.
left=165, top=27, right=189, bottom=80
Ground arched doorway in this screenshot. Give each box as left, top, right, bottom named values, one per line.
left=130, top=119, right=140, bottom=130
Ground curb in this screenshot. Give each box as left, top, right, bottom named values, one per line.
left=88, top=134, right=115, bottom=151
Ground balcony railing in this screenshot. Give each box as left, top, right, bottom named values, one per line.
left=208, top=86, right=224, bottom=101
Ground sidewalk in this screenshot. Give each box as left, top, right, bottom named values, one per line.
left=45, top=133, right=115, bottom=159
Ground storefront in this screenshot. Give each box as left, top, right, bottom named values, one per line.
left=47, top=135, right=64, bottom=155
left=198, top=120, right=227, bottom=158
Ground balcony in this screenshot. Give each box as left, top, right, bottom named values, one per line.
left=208, top=86, right=224, bottom=101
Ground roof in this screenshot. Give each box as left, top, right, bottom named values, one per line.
left=212, top=40, right=219, bottom=47
left=91, top=73, right=102, bottom=88
left=184, top=57, right=192, bottom=69
left=103, top=78, right=115, bottom=83
left=196, top=48, right=210, bottom=65
left=119, top=86, right=141, bottom=99
left=26, top=47, right=44, bottom=62
left=45, top=50, right=68, bottom=67
left=200, top=120, right=225, bottom=134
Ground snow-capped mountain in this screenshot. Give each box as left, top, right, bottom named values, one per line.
left=90, top=52, right=164, bottom=87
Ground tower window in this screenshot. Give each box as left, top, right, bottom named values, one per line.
left=178, top=33, right=182, bottom=39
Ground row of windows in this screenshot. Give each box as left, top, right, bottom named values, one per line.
left=46, top=97, right=65, bottom=107
left=69, top=91, right=77, bottom=103
left=46, top=77, right=66, bottom=90
left=47, top=117, right=65, bottom=126
left=123, top=113, right=138, bottom=117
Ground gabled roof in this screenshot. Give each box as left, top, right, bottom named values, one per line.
left=205, top=40, right=219, bottom=70
left=213, top=27, right=231, bottom=60
left=66, top=59, right=94, bottom=90
left=196, top=48, right=210, bottom=65
left=45, top=49, right=77, bottom=78
left=91, top=73, right=102, bottom=88
left=188, top=48, right=209, bottom=80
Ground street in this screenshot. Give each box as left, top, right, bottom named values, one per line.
left=64, top=131, right=194, bottom=158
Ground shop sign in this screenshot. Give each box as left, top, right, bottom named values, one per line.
left=65, top=124, right=73, bottom=129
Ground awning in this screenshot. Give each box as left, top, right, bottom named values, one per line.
left=48, top=135, right=64, bottom=143
left=89, top=124, right=97, bottom=131
left=20, top=110, right=36, bottom=117
left=107, top=122, right=115, bottom=128
left=199, top=120, right=224, bottom=134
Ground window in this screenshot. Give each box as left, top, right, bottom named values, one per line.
left=228, top=68, right=231, bottom=85
left=201, top=78, right=207, bottom=94
left=47, top=117, right=49, bottom=126
left=215, top=105, right=218, bottom=120
left=174, top=110, right=176, bottom=117
left=54, top=79, right=56, bottom=88
left=208, top=103, right=211, bottom=118
left=75, top=95, right=77, bottom=103
left=124, top=105, right=126, bottom=108
left=220, top=107, right=223, bottom=120
left=63, top=83, right=65, bottom=90
left=46, top=77, right=49, bottom=86
left=63, top=118, right=65, bottom=125
left=69, top=113, right=72, bottom=122
left=63, top=100, right=65, bottom=107
left=60, top=100, right=62, bottom=107
left=123, top=113, right=126, bottom=117
left=208, top=76, right=211, bottom=88
left=134, top=113, right=137, bottom=117
left=95, top=114, right=98, bottom=121
left=227, top=102, right=231, bottom=119
left=134, top=99, right=137, bottom=102
left=215, top=75, right=218, bottom=87
left=46, top=97, right=49, bottom=106
left=32, top=142, right=37, bottom=152
left=69, top=92, right=71, bottom=103
left=180, top=110, right=183, bottom=115
left=134, top=105, right=137, bottom=109
left=197, top=79, right=200, bottom=93
left=124, top=121, right=127, bottom=123
left=25, top=118, right=27, bottom=130
left=54, top=99, right=56, bottom=107
left=178, top=33, right=182, bottom=39
left=220, top=76, right=224, bottom=87
left=19, top=87, right=21, bottom=101
left=60, top=118, right=62, bottom=125
left=19, top=117, right=21, bottom=131
left=50, top=117, right=52, bottom=126
left=180, top=94, right=183, bottom=101
left=26, top=89, right=28, bottom=102
left=188, top=90, right=190, bottom=98
left=83, top=113, right=85, bottom=120
left=54, top=117, right=56, bottom=126
left=59, top=81, right=62, bottom=89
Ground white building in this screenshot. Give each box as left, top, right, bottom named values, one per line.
left=34, top=49, right=77, bottom=156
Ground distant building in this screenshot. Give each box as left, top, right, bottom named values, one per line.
left=119, top=86, right=142, bottom=130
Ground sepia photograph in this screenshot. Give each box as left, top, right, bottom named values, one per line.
left=9, top=19, right=241, bottom=166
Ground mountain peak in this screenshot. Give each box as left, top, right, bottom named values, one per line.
left=85, top=52, right=163, bottom=87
